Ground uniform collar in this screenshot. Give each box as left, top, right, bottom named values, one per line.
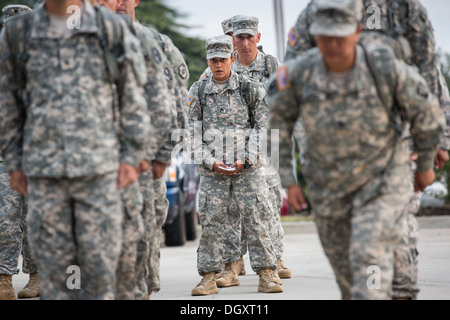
left=310, top=45, right=364, bottom=94
left=233, top=50, right=264, bottom=72
left=30, top=0, right=98, bottom=40
left=203, top=70, right=241, bottom=95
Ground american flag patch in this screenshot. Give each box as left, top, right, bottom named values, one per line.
left=276, top=66, right=290, bottom=91
left=288, top=28, right=299, bottom=47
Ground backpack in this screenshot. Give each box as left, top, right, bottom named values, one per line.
left=4, top=5, right=124, bottom=100
left=197, top=74, right=262, bottom=128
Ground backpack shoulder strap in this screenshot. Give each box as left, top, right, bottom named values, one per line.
left=4, top=13, right=32, bottom=94
left=239, top=74, right=262, bottom=128
left=197, top=78, right=208, bottom=110
left=264, top=53, right=279, bottom=78
left=361, top=44, right=402, bottom=133
left=94, top=6, right=123, bottom=84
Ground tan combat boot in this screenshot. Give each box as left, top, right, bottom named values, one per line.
left=237, top=256, right=246, bottom=276
left=215, top=263, right=225, bottom=279
left=18, top=273, right=40, bottom=299
left=277, top=259, right=292, bottom=279
left=0, top=275, right=16, bottom=300
left=191, top=272, right=219, bottom=296
left=216, top=261, right=240, bottom=288
left=258, top=269, right=283, bottom=293
left=274, top=269, right=282, bottom=285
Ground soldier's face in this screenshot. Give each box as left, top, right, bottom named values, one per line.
left=207, top=56, right=235, bottom=82
left=315, top=24, right=362, bottom=72
left=116, top=0, right=139, bottom=17
left=97, top=0, right=117, bottom=11
left=234, top=33, right=261, bottom=56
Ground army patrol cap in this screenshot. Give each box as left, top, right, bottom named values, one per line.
left=2, top=4, right=32, bottom=20
left=205, top=35, right=234, bottom=59
left=222, top=17, right=234, bottom=35
left=232, top=15, right=259, bottom=37
left=309, top=0, right=363, bottom=37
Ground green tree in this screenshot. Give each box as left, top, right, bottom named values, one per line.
left=135, top=0, right=206, bottom=87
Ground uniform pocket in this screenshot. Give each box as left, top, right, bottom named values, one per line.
left=198, top=190, right=209, bottom=226
left=256, top=191, right=273, bottom=221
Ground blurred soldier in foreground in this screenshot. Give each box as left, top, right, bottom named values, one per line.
left=285, top=0, right=450, bottom=300
left=267, top=0, right=444, bottom=299
left=0, top=4, right=39, bottom=301
left=0, top=0, right=150, bottom=299
left=115, top=0, right=189, bottom=299
left=189, top=35, right=282, bottom=296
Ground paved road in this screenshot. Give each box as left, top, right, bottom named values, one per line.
left=12, top=216, right=450, bottom=301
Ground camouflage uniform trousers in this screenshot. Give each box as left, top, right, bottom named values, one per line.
left=0, top=163, right=37, bottom=276
left=314, top=185, right=412, bottom=300
left=26, top=172, right=123, bottom=300
left=116, top=181, right=144, bottom=300
left=134, top=169, right=155, bottom=300
left=197, top=166, right=277, bottom=275
left=224, top=180, right=285, bottom=263
left=392, top=157, right=421, bottom=299
left=147, top=176, right=169, bottom=294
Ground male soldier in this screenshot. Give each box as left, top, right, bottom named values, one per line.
left=217, top=15, right=291, bottom=282
left=189, top=35, right=282, bottom=295
left=115, top=0, right=189, bottom=299
left=0, top=4, right=40, bottom=301
left=0, top=0, right=150, bottom=300
left=94, top=0, right=177, bottom=300
left=284, top=0, right=450, bottom=300
left=266, top=0, right=444, bottom=299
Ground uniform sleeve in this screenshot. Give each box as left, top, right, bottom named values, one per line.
left=117, top=22, right=151, bottom=168
left=284, top=1, right=316, bottom=61
left=395, top=60, right=445, bottom=171
left=138, top=28, right=177, bottom=164
left=407, top=0, right=450, bottom=150
left=188, top=82, right=216, bottom=171
left=0, top=28, right=25, bottom=173
left=265, top=64, right=302, bottom=187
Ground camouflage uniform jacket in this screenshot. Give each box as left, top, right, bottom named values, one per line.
left=0, top=1, right=150, bottom=177
left=232, top=50, right=278, bottom=87
left=132, top=20, right=177, bottom=164
left=285, top=0, right=450, bottom=149
left=267, top=45, right=444, bottom=208
left=188, top=70, right=268, bottom=175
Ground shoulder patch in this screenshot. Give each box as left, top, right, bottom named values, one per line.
left=188, top=96, right=194, bottom=106
left=276, top=66, right=291, bottom=91
left=288, top=28, right=299, bottom=47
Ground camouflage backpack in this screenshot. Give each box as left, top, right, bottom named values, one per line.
left=3, top=5, right=125, bottom=101
left=197, top=74, right=263, bottom=129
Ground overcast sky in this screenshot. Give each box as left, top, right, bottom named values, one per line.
left=168, top=0, right=450, bottom=61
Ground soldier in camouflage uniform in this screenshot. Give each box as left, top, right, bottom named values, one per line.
left=266, top=0, right=444, bottom=299
left=0, top=4, right=40, bottom=301
left=115, top=0, right=189, bottom=299
left=94, top=0, right=178, bottom=300
left=189, top=35, right=282, bottom=296
left=0, top=0, right=150, bottom=300
left=217, top=15, right=291, bottom=283
left=284, top=0, right=450, bottom=300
